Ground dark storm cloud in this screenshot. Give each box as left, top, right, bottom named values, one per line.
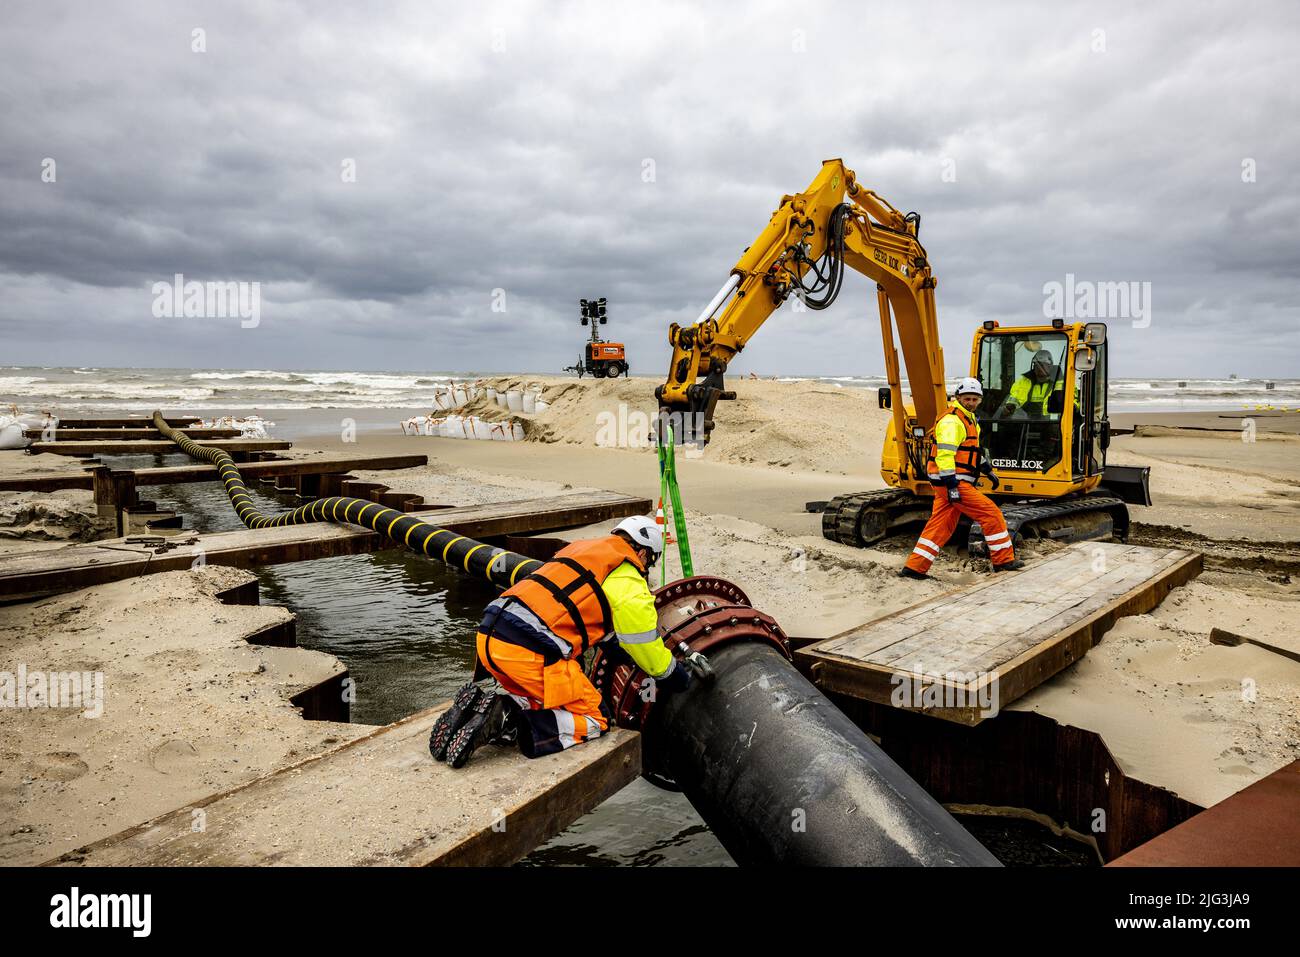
left=0, top=0, right=1296, bottom=375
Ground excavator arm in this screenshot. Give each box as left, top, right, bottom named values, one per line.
left=656, top=159, right=949, bottom=485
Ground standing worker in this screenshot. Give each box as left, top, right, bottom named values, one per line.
left=430, top=516, right=693, bottom=768
left=900, top=378, right=1024, bottom=579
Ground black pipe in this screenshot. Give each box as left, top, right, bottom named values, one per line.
left=650, top=641, right=1000, bottom=866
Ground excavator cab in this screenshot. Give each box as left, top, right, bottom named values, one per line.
left=970, top=321, right=1109, bottom=497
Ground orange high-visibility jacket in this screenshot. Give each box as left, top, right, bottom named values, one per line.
left=502, top=535, right=646, bottom=658
left=925, top=403, right=982, bottom=482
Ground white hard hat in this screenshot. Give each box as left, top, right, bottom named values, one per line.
left=614, top=515, right=663, bottom=558
left=954, top=377, right=983, bottom=397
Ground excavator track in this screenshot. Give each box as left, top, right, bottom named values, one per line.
left=823, top=488, right=1132, bottom=555
left=821, top=488, right=929, bottom=547
left=968, top=494, right=1130, bottom=557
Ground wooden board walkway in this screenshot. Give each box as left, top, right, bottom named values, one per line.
left=123, top=453, right=429, bottom=487
left=0, top=471, right=95, bottom=493
left=797, top=542, right=1202, bottom=725
left=25, top=427, right=242, bottom=440
left=48, top=416, right=202, bottom=429
left=28, top=438, right=292, bottom=456
left=0, top=491, right=652, bottom=601
left=1109, top=760, right=1300, bottom=867
left=0, top=453, right=429, bottom=494
left=45, top=704, right=641, bottom=867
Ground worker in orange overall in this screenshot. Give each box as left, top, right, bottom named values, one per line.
left=899, top=377, right=1024, bottom=579
left=430, top=516, right=694, bottom=768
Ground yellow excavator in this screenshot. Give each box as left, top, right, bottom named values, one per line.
left=656, top=158, right=1150, bottom=554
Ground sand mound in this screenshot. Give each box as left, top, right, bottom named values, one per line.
left=471, top=375, right=890, bottom=475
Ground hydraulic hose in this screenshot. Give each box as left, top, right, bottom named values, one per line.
left=150, top=411, right=544, bottom=587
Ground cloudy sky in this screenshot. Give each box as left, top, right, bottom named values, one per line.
left=2, top=1, right=1296, bottom=377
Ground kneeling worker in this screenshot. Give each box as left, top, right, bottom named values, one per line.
left=430, top=515, right=691, bottom=768
left=900, top=377, right=1023, bottom=579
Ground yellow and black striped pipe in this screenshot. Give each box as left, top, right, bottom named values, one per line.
left=151, top=411, right=544, bottom=588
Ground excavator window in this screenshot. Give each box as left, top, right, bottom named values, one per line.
left=977, top=332, right=1069, bottom=473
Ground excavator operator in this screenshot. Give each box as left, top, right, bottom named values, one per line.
left=1000, top=349, right=1064, bottom=418
left=900, top=378, right=1024, bottom=579
left=429, top=516, right=693, bottom=768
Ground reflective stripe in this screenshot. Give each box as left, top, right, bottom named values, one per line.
left=616, top=628, right=660, bottom=645
left=918, top=538, right=940, bottom=552
left=912, top=545, right=937, bottom=560
left=487, top=599, right=574, bottom=658
left=648, top=657, right=677, bottom=680
left=555, top=710, right=577, bottom=748
left=985, top=531, right=1011, bottom=542
left=938, top=469, right=956, bottom=476
left=583, top=715, right=602, bottom=740
left=956, top=474, right=975, bottom=483
left=988, top=541, right=1013, bottom=551
left=935, top=443, right=960, bottom=451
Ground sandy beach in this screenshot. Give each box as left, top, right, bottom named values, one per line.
left=305, top=375, right=1300, bottom=808
left=2, top=374, right=1298, bottom=861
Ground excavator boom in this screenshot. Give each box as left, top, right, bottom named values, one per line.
left=656, top=158, right=948, bottom=472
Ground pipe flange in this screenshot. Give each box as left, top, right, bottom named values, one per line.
left=653, top=575, right=752, bottom=610
left=589, top=576, right=791, bottom=740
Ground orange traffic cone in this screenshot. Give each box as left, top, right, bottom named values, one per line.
left=656, top=497, right=675, bottom=545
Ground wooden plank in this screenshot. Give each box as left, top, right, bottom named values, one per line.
left=45, top=704, right=641, bottom=867
left=0, top=472, right=94, bottom=492
left=25, top=427, right=242, bottom=440
left=28, top=439, right=292, bottom=455
left=49, top=417, right=202, bottom=429
left=110, top=454, right=428, bottom=487
left=1109, top=760, right=1300, bottom=867
left=0, top=491, right=653, bottom=601
left=797, top=543, right=1203, bottom=725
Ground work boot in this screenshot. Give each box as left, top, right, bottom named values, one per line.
left=429, top=681, right=485, bottom=761
left=992, top=559, right=1025, bottom=573
left=897, top=567, right=928, bottom=581
left=446, top=694, right=513, bottom=769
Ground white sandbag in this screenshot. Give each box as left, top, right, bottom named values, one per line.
left=0, top=420, right=28, bottom=449
left=511, top=420, right=526, bottom=441
left=495, top=393, right=509, bottom=409
left=535, top=399, right=550, bottom=412
left=505, top=389, right=523, bottom=411
left=16, top=412, right=57, bottom=430
left=485, top=387, right=497, bottom=404
left=470, top=416, right=495, bottom=440
left=522, top=391, right=538, bottom=414
left=443, top=414, right=467, bottom=438
left=452, top=385, right=469, bottom=407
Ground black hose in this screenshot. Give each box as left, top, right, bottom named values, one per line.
left=792, top=203, right=849, bottom=310
left=150, top=411, right=543, bottom=588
